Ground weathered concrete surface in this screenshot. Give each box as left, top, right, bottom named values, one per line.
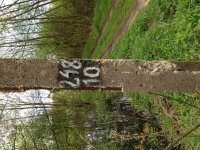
left=0, top=59, right=200, bottom=92
left=0, top=59, right=59, bottom=91
left=101, top=60, right=200, bottom=92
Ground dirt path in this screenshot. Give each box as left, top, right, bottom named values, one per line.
left=89, top=0, right=117, bottom=58
left=100, top=0, right=150, bottom=58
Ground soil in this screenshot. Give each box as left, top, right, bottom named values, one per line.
left=100, top=0, right=150, bottom=58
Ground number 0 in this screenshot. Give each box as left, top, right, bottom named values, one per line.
left=83, top=67, right=100, bottom=78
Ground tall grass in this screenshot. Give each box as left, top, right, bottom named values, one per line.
left=83, top=0, right=136, bottom=58
left=108, top=0, right=200, bottom=60
left=82, top=0, right=113, bottom=58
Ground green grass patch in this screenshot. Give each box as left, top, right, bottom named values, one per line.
left=82, top=0, right=113, bottom=58
left=83, top=0, right=136, bottom=58
left=108, top=0, right=200, bottom=60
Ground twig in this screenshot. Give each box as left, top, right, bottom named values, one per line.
left=149, top=92, right=200, bottom=110
left=164, top=123, right=200, bottom=150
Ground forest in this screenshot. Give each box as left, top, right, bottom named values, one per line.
left=0, top=0, right=200, bottom=149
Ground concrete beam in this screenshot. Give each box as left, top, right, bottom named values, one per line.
left=0, top=59, right=200, bottom=92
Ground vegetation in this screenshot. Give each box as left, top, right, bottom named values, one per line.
left=83, top=0, right=200, bottom=149
left=108, top=0, right=200, bottom=60
left=126, top=92, right=200, bottom=149
left=37, top=0, right=94, bottom=58
left=106, top=0, right=200, bottom=149
left=83, top=0, right=136, bottom=58
left=48, top=92, right=171, bottom=149
left=0, top=0, right=94, bottom=58
left=0, top=0, right=51, bottom=57
left=0, top=0, right=200, bottom=149
left=82, top=0, right=113, bottom=58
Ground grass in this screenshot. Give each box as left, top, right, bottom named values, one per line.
left=50, top=0, right=200, bottom=149
left=104, top=0, right=200, bottom=149
left=82, top=0, right=200, bottom=149
left=82, top=0, right=113, bottom=58
left=108, top=0, right=200, bottom=60
left=126, top=92, right=200, bottom=149
left=83, top=0, right=136, bottom=58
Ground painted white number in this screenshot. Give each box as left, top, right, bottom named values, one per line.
left=59, top=79, right=80, bottom=88
left=83, top=67, right=100, bottom=78
left=60, top=60, right=82, bottom=69
left=82, top=79, right=100, bottom=85
left=59, top=60, right=81, bottom=88
left=59, top=60, right=100, bottom=88
left=60, top=70, right=78, bottom=78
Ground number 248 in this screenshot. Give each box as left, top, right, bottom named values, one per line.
left=59, top=60, right=100, bottom=88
